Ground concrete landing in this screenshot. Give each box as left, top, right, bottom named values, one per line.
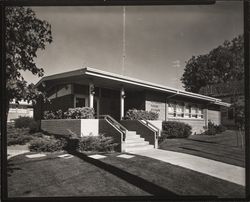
left=129, top=149, right=245, bottom=186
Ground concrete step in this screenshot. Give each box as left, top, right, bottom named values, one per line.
left=125, top=138, right=146, bottom=143
left=125, top=141, right=150, bottom=147
left=126, top=133, right=142, bottom=139
left=125, top=144, right=154, bottom=152
left=126, top=131, right=137, bottom=135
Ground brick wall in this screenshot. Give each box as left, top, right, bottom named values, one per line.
left=41, top=119, right=81, bottom=137
left=207, top=109, right=221, bottom=125
left=99, top=119, right=123, bottom=152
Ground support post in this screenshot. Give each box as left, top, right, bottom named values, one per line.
left=120, top=88, right=125, bottom=120
left=89, top=83, right=94, bottom=108
left=204, top=108, right=208, bottom=129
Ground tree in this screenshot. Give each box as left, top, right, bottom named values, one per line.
left=181, top=35, right=244, bottom=93
left=5, top=7, right=52, bottom=114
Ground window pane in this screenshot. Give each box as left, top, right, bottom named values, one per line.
left=168, top=103, right=175, bottom=113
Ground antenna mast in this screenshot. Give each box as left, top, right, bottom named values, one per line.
left=122, top=6, right=126, bottom=75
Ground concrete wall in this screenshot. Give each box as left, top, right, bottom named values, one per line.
left=81, top=119, right=99, bottom=136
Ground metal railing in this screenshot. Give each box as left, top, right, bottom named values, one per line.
left=139, top=119, right=160, bottom=139
left=97, top=115, right=127, bottom=141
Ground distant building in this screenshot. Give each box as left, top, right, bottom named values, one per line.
left=199, top=80, right=244, bottom=128
left=8, top=99, right=34, bottom=122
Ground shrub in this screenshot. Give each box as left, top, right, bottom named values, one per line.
left=29, top=135, right=67, bottom=152
left=43, top=109, right=63, bottom=119
left=124, top=109, right=158, bottom=120
left=14, top=117, right=33, bottom=128
left=78, top=134, right=118, bottom=152
left=201, top=121, right=227, bottom=135
left=43, top=107, right=95, bottom=119
left=43, top=111, right=56, bottom=119
left=28, top=121, right=40, bottom=133
left=159, top=121, right=192, bottom=143
left=215, top=124, right=227, bottom=133
left=7, top=128, right=33, bottom=146
left=64, top=107, right=95, bottom=119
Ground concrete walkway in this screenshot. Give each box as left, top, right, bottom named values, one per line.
left=7, top=144, right=30, bottom=160
left=129, top=149, right=245, bottom=186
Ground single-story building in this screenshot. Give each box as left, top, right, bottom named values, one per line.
left=34, top=67, right=230, bottom=135
left=8, top=99, right=34, bottom=122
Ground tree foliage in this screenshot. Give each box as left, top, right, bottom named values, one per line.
left=181, top=35, right=244, bottom=93
left=6, top=7, right=52, bottom=106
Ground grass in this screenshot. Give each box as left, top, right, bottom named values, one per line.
left=8, top=150, right=245, bottom=198
left=159, top=130, right=245, bottom=167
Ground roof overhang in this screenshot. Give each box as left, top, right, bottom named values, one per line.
left=36, top=67, right=231, bottom=107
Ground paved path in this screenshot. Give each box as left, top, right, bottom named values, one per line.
left=129, top=149, right=245, bottom=186
left=7, top=144, right=30, bottom=160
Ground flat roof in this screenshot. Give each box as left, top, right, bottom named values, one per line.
left=36, top=67, right=231, bottom=107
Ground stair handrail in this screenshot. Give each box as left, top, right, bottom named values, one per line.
left=139, top=119, right=160, bottom=139
left=97, top=115, right=127, bottom=141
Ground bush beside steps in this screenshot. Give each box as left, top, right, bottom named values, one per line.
left=159, top=121, right=192, bottom=143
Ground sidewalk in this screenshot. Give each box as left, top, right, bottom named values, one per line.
left=7, top=144, right=30, bottom=160
left=129, top=149, right=245, bottom=186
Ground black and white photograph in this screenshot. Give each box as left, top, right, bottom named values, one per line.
left=4, top=0, right=247, bottom=199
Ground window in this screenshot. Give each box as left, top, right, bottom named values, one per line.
left=76, top=97, right=86, bottom=107
left=167, top=102, right=203, bottom=119
left=168, top=103, right=175, bottom=117
left=184, top=105, right=191, bottom=118
left=191, top=106, right=197, bottom=118
left=197, top=107, right=203, bottom=119
left=176, top=103, right=184, bottom=117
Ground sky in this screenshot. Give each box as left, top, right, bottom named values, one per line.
left=22, top=1, right=243, bottom=90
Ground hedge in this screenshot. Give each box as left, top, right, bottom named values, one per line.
left=43, top=107, right=95, bottom=119
left=201, top=121, right=227, bottom=135
left=29, top=135, right=67, bottom=152
left=78, top=134, right=118, bottom=152
left=159, top=121, right=192, bottom=143
left=124, top=109, right=158, bottom=120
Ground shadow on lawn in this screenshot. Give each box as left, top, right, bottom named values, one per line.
left=7, top=160, right=22, bottom=177
left=68, top=150, right=217, bottom=199
left=188, top=139, right=216, bottom=144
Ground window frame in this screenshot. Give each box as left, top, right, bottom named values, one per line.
left=167, top=101, right=204, bottom=120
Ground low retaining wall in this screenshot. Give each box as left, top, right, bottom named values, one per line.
left=41, top=119, right=123, bottom=151
left=41, top=119, right=81, bottom=137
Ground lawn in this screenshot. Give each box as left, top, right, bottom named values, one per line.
left=8, top=150, right=245, bottom=198
left=159, top=130, right=245, bottom=167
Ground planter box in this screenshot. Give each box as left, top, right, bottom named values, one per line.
left=81, top=119, right=99, bottom=136
left=41, top=118, right=123, bottom=151
left=41, top=119, right=99, bottom=137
